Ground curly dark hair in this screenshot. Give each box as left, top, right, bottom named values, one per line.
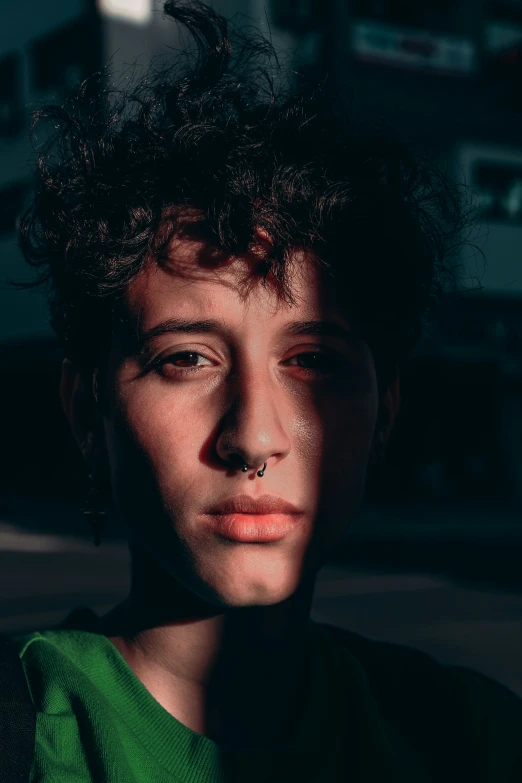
left=18, top=0, right=472, bottom=396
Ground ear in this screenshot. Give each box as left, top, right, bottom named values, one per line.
left=60, top=359, right=105, bottom=461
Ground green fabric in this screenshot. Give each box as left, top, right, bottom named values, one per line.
left=13, top=620, right=522, bottom=782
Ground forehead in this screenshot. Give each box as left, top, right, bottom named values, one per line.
left=124, top=236, right=347, bottom=330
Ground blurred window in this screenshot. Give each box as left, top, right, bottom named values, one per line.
left=351, top=1, right=475, bottom=75
left=472, top=160, right=522, bottom=222
left=97, top=0, right=152, bottom=25
left=0, top=53, right=23, bottom=138
left=30, top=17, right=96, bottom=96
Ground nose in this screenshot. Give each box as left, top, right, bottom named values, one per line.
left=215, top=364, right=291, bottom=473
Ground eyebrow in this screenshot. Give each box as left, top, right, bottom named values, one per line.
left=134, top=318, right=354, bottom=348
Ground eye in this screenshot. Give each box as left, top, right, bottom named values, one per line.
left=285, top=351, right=340, bottom=375
left=154, top=351, right=213, bottom=377
left=149, top=349, right=343, bottom=380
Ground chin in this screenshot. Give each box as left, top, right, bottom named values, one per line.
left=211, top=582, right=302, bottom=608
left=190, top=546, right=310, bottom=608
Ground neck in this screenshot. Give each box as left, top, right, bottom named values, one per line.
left=100, top=541, right=318, bottom=750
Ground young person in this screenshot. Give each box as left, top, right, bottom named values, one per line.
left=6, top=2, right=522, bottom=780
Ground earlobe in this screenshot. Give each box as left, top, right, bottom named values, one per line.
left=59, top=358, right=98, bottom=458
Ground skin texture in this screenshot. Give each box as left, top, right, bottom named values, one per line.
left=60, top=230, right=400, bottom=749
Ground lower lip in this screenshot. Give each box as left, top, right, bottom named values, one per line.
left=203, top=513, right=304, bottom=543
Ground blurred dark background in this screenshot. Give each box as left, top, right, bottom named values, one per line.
left=1, top=0, right=522, bottom=695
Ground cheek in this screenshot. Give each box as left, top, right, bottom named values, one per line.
left=328, top=402, right=375, bottom=464
left=315, top=379, right=377, bottom=458
left=286, top=406, right=367, bottom=482
left=105, top=381, right=214, bottom=499
left=312, top=395, right=377, bottom=536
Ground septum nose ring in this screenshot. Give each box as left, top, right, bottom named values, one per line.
left=242, top=462, right=267, bottom=477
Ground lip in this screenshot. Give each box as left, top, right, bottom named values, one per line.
left=202, top=512, right=305, bottom=543
left=206, top=494, right=303, bottom=516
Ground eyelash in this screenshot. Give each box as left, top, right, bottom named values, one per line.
left=152, top=350, right=340, bottom=378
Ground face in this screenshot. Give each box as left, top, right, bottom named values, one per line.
left=96, top=233, right=386, bottom=608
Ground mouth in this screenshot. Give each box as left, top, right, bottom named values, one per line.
left=201, top=512, right=305, bottom=543
left=206, top=493, right=302, bottom=516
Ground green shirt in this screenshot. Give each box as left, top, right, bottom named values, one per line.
left=13, top=619, right=522, bottom=782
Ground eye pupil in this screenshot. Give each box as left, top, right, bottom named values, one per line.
left=173, top=352, right=198, bottom=366
left=299, top=353, right=328, bottom=369
left=284, top=351, right=338, bottom=376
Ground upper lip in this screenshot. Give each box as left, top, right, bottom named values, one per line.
left=206, top=494, right=302, bottom=515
